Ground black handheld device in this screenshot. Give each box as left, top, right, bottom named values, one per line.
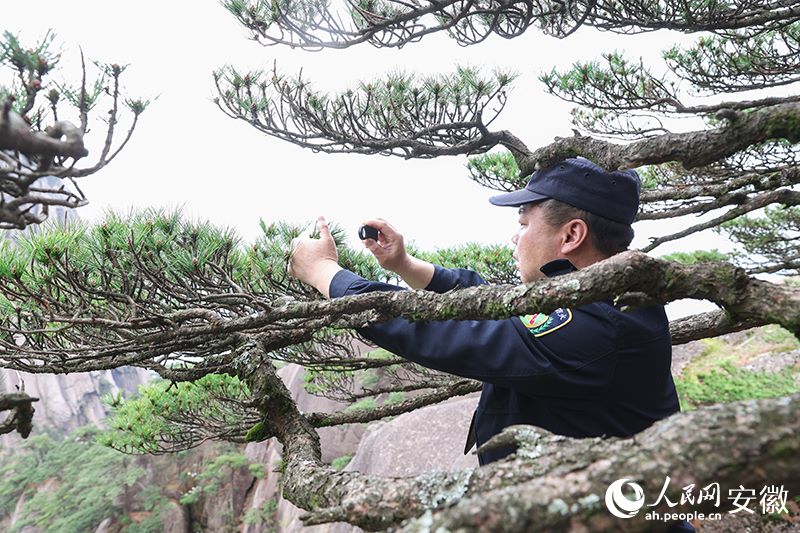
left=358, top=225, right=379, bottom=241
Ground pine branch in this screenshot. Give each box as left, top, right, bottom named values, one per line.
left=0, top=32, right=147, bottom=229
left=305, top=378, right=480, bottom=427
left=223, top=0, right=800, bottom=50
left=640, top=188, right=800, bottom=252
left=4, top=249, right=799, bottom=373
left=214, top=64, right=515, bottom=158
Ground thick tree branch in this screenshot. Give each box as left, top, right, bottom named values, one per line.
left=0, top=102, right=88, bottom=159
left=668, top=310, right=765, bottom=345
left=0, top=391, right=38, bottom=437
left=517, top=101, right=800, bottom=175
left=5, top=251, right=799, bottom=371
left=398, top=393, right=800, bottom=532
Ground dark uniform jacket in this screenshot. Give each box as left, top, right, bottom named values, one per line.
left=329, top=258, right=682, bottom=465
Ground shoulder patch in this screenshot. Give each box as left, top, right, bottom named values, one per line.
left=519, top=308, right=572, bottom=337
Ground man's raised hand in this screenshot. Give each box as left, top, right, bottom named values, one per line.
left=287, top=216, right=342, bottom=298
left=360, top=218, right=409, bottom=272
left=361, top=218, right=434, bottom=289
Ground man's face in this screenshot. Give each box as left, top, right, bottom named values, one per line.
left=512, top=202, right=563, bottom=282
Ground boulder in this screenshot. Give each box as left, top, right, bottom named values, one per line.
left=345, top=394, right=479, bottom=477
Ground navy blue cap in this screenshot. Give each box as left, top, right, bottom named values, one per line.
left=489, top=157, right=641, bottom=224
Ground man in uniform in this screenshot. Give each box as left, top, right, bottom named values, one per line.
left=290, top=157, right=695, bottom=530
left=288, top=156, right=681, bottom=464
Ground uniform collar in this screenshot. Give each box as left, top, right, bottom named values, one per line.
left=539, top=259, right=577, bottom=278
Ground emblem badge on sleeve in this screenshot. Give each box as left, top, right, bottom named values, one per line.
left=519, top=308, right=572, bottom=336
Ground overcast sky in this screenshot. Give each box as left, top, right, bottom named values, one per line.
left=5, top=2, right=726, bottom=317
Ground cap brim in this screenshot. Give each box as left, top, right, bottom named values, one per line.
left=488, top=189, right=549, bottom=207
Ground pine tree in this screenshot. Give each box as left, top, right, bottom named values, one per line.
left=2, top=4, right=800, bottom=530
left=0, top=30, right=145, bottom=439
left=0, top=31, right=148, bottom=230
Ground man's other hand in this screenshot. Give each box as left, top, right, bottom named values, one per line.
left=361, top=218, right=434, bottom=289
left=360, top=218, right=408, bottom=272
left=288, top=216, right=342, bottom=298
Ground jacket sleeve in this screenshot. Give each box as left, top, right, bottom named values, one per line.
left=423, top=264, right=488, bottom=293
left=329, top=269, right=617, bottom=392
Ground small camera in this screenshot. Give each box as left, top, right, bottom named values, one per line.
left=358, top=225, right=379, bottom=240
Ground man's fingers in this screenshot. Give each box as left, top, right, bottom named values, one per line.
left=362, top=238, right=382, bottom=255
left=317, top=216, right=334, bottom=242
left=361, top=218, right=400, bottom=240
left=361, top=218, right=386, bottom=229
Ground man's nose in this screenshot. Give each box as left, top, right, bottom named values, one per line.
left=511, top=233, right=519, bottom=245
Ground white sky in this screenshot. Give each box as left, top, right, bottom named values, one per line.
left=5, top=2, right=735, bottom=317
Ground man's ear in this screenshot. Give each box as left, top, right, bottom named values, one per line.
left=560, top=219, right=590, bottom=254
